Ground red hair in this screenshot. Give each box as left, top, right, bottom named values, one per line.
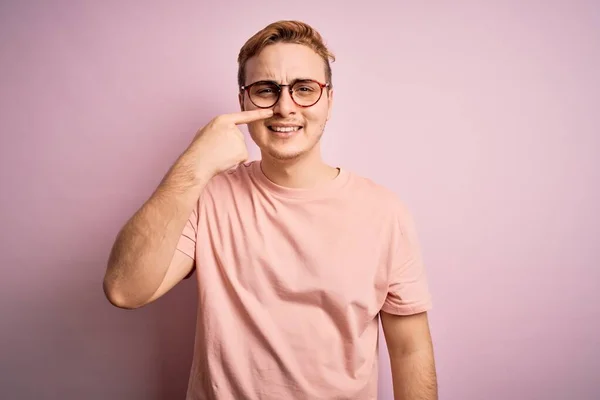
left=237, top=20, right=335, bottom=88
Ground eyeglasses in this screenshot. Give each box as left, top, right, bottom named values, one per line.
left=240, top=79, right=330, bottom=109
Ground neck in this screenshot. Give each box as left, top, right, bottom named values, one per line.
left=259, top=148, right=339, bottom=189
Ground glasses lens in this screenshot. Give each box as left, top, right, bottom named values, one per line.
left=292, top=80, right=322, bottom=106
left=247, top=80, right=324, bottom=108
left=248, top=82, right=280, bottom=108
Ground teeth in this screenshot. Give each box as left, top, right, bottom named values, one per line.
left=271, top=126, right=300, bottom=132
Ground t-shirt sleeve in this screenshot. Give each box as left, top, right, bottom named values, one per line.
left=381, top=204, right=433, bottom=315
left=176, top=204, right=199, bottom=260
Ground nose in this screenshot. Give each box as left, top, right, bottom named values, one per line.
left=272, top=87, right=296, bottom=117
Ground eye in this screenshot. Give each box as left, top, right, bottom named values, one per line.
left=251, top=84, right=279, bottom=98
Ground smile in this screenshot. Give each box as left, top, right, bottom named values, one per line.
left=268, top=126, right=302, bottom=132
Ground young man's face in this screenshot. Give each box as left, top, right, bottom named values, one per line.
left=240, top=43, right=333, bottom=161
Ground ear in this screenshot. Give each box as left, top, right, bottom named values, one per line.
left=326, top=88, right=334, bottom=121
left=238, top=92, right=245, bottom=111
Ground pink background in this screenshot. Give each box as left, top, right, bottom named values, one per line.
left=1, top=1, right=599, bottom=399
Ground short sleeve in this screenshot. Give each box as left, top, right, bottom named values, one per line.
left=176, top=204, right=199, bottom=260
left=381, top=205, right=433, bottom=315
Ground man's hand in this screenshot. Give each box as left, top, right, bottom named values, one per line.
left=188, top=109, right=274, bottom=179
left=103, top=108, right=273, bottom=309
left=381, top=311, right=438, bottom=400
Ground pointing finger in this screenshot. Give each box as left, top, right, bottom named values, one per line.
left=227, top=109, right=274, bottom=125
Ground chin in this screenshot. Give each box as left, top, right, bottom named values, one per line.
left=266, top=147, right=306, bottom=161
left=256, top=139, right=304, bottom=160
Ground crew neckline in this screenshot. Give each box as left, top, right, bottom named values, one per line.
left=249, top=160, right=351, bottom=199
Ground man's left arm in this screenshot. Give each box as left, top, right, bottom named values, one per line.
left=380, top=310, right=438, bottom=400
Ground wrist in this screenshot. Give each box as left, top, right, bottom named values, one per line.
left=184, top=141, right=220, bottom=183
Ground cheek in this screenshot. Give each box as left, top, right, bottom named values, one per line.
left=303, top=107, right=328, bottom=128
left=248, top=116, right=279, bottom=142
left=248, top=121, right=266, bottom=135
left=243, top=97, right=254, bottom=111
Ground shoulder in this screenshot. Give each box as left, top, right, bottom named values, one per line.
left=201, top=162, right=255, bottom=201
left=343, top=170, right=420, bottom=242
left=345, top=172, right=425, bottom=256
left=345, top=170, right=412, bottom=216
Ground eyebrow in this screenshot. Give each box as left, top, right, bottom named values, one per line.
left=251, top=77, right=315, bottom=85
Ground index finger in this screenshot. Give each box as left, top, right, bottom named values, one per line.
left=226, top=109, right=274, bottom=125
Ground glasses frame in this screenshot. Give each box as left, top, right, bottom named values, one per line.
left=240, top=79, right=330, bottom=109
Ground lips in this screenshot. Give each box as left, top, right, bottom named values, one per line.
left=266, top=121, right=304, bottom=135
left=268, top=126, right=302, bottom=133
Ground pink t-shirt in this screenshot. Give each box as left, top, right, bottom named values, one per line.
left=176, top=160, right=432, bottom=400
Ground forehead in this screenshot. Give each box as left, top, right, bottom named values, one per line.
left=244, top=43, right=327, bottom=85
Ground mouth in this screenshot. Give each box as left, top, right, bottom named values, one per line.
left=267, top=124, right=303, bottom=137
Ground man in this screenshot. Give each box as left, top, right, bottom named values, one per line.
left=103, top=20, right=437, bottom=400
